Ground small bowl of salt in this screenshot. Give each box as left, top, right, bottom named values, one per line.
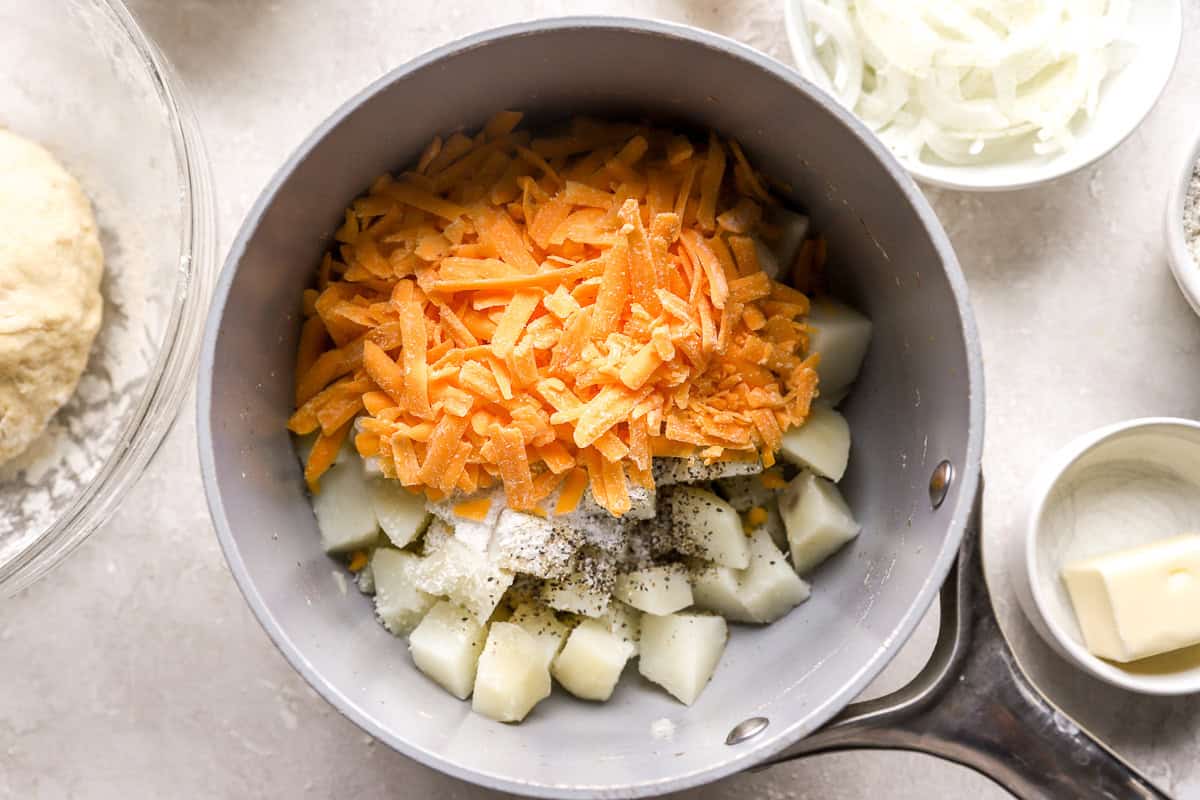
left=1166, top=135, right=1200, bottom=316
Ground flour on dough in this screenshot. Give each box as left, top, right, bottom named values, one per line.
left=0, top=129, right=104, bottom=465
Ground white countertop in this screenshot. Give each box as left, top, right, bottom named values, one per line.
left=5, top=2, right=1200, bottom=798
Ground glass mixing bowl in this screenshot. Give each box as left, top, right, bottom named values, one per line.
left=0, top=0, right=216, bottom=595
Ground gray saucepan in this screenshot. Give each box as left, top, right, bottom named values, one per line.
left=197, top=17, right=1169, bottom=799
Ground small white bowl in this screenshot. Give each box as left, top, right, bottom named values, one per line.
left=1011, top=418, right=1200, bottom=695
left=783, top=0, right=1183, bottom=192
left=1165, top=132, right=1200, bottom=316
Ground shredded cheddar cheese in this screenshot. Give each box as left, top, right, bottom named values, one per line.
left=347, top=550, right=369, bottom=573
left=290, top=113, right=820, bottom=514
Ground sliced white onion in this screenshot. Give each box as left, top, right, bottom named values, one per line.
left=801, top=0, right=1134, bottom=165
left=804, top=0, right=865, bottom=111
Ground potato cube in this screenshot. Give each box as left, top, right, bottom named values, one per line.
left=738, top=529, right=811, bottom=622
left=491, top=509, right=577, bottom=579
left=509, top=601, right=572, bottom=669
left=653, top=457, right=762, bottom=487
left=371, top=549, right=435, bottom=635
left=311, top=460, right=379, bottom=554
left=614, top=564, right=694, bottom=615
left=472, top=623, right=552, bottom=722
left=539, top=548, right=615, bottom=617
left=596, top=600, right=642, bottom=655
left=368, top=479, right=430, bottom=548
left=715, top=471, right=780, bottom=512
left=665, top=487, right=750, bottom=569
left=551, top=619, right=635, bottom=701
left=779, top=405, right=851, bottom=482
left=408, top=600, right=487, bottom=700
left=638, top=613, right=728, bottom=706
left=780, top=472, right=861, bottom=574
left=426, top=488, right=505, bottom=553
left=690, top=563, right=756, bottom=622
left=806, top=300, right=872, bottom=403
left=692, top=530, right=810, bottom=624
left=415, top=537, right=514, bottom=623
left=567, top=479, right=657, bottom=522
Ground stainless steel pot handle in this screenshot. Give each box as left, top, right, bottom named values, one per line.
left=756, top=491, right=1172, bottom=800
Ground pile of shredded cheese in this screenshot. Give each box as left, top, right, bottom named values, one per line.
left=288, top=113, right=819, bottom=517
left=802, top=0, right=1132, bottom=164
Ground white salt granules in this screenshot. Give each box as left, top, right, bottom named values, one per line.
left=1183, top=158, right=1200, bottom=266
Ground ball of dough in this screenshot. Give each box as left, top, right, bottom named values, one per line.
left=0, top=129, right=104, bottom=465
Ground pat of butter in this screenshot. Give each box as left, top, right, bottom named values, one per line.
left=1062, top=534, right=1200, bottom=663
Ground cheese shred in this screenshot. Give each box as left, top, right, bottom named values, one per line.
left=292, top=113, right=820, bottom=515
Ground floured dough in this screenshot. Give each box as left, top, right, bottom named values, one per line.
left=0, top=129, right=104, bottom=465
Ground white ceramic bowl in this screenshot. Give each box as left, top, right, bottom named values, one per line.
left=1011, top=417, right=1200, bottom=695
left=783, top=0, right=1183, bottom=192
left=1165, top=131, right=1200, bottom=316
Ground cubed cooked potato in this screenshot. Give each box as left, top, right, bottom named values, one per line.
left=596, top=600, right=642, bottom=655
left=551, top=619, right=635, bottom=701
left=623, top=517, right=679, bottom=565
left=540, top=577, right=611, bottom=618
left=311, top=459, right=379, bottom=554
left=690, top=563, right=755, bottom=622
left=737, top=529, right=811, bottom=621
left=415, top=537, right=514, bottom=623
left=539, top=548, right=615, bottom=617
left=779, top=405, right=851, bottom=481
left=368, top=479, right=430, bottom=548
left=665, top=487, right=750, bottom=569
left=763, top=205, right=810, bottom=273
left=509, top=601, right=572, bottom=669
left=413, top=536, right=469, bottom=596
left=638, top=613, right=728, bottom=706
left=780, top=472, right=861, bottom=574
left=425, top=488, right=505, bottom=553
left=573, top=482, right=657, bottom=521
left=371, top=548, right=436, bottom=635
left=408, top=600, right=487, bottom=700
left=806, top=300, right=872, bottom=403
left=716, top=471, right=788, bottom=550
left=491, top=510, right=577, bottom=579
left=692, top=530, right=810, bottom=624
left=472, top=623, right=552, bottom=722
left=614, top=564, right=694, bottom=615
left=652, top=457, right=762, bottom=487
left=715, top=471, right=780, bottom=512
left=421, top=518, right=453, bottom=556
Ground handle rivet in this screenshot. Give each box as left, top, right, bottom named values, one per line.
left=726, top=716, right=769, bottom=745
left=929, top=460, right=954, bottom=509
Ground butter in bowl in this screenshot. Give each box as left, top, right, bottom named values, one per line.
left=1013, top=417, right=1200, bottom=694
left=1061, top=534, right=1200, bottom=669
